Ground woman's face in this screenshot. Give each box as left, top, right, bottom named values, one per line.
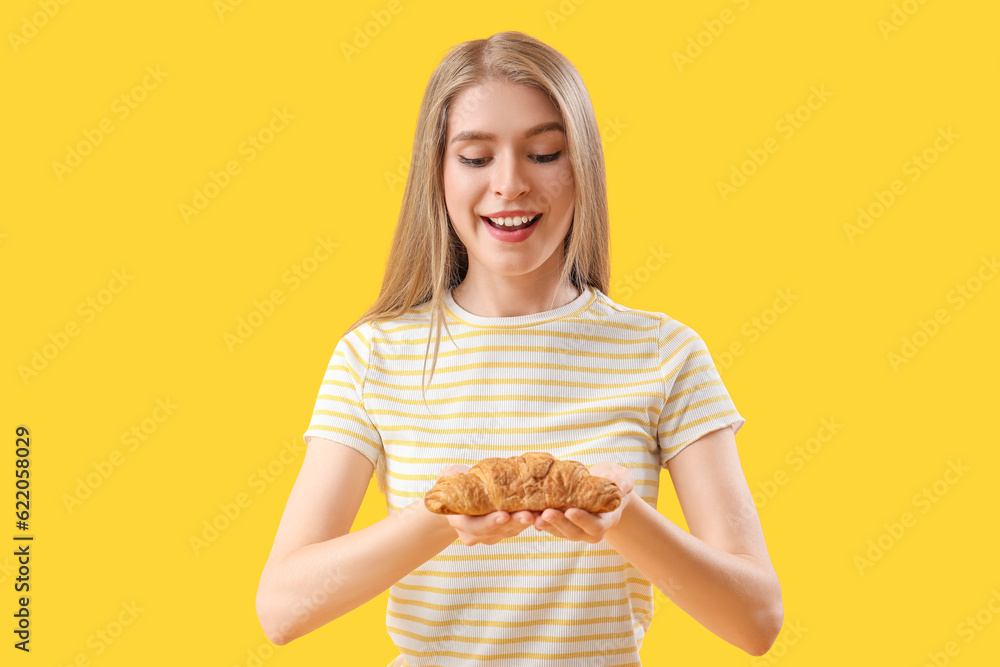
left=443, top=80, right=575, bottom=282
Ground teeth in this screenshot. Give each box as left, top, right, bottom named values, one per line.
left=487, top=215, right=535, bottom=227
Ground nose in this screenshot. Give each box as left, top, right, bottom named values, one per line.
left=491, top=153, right=529, bottom=200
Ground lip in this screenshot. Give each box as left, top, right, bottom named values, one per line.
left=481, top=213, right=539, bottom=243
left=482, top=210, right=540, bottom=218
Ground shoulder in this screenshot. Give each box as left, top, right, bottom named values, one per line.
left=338, top=320, right=375, bottom=352
left=590, top=291, right=715, bottom=367
left=586, top=288, right=665, bottom=327
left=590, top=289, right=700, bottom=341
left=335, top=301, right=440, bottom=361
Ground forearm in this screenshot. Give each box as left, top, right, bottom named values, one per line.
left=604, top=494, right=782, bottom=656
left=257, top=499, right=457, bottom=645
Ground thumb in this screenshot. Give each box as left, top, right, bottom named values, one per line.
left=438, top=464, right=471, bottom=480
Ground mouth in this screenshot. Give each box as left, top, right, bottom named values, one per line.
left=481, top=213, right=541, bottom=231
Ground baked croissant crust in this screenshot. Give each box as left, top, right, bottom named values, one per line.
left=424, top=452, right=623, bottom=516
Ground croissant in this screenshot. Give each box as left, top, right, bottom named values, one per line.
left=424, top=451, right=622, bottom=516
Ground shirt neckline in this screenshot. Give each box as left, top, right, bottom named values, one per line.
left=444, top=284, right=595, bottom=328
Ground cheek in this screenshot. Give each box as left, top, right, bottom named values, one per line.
left=561, top=167, right=576, bottom=203
left=442, top=164, right=457, bottom=206
left=540, top=165, right=575, bottom=209
left=443, top=165, right=476, bottom=211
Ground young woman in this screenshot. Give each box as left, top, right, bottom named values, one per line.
left=256, top=31, right=782, bottom=667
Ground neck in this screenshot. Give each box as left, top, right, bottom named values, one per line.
left=452, top=275, right=581, bottom=318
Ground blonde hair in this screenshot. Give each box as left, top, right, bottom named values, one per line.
left=344, top=31, right=611, bottom=491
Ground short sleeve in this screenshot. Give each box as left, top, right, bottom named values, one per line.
left=657, top=316, right=746, bottom=467
left=302, top=322, right=383, bottom=468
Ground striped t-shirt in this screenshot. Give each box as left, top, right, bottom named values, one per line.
left=303, top=284, right=745, bottom=667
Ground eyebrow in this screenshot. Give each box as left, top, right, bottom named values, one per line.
left=448, top=121, right=566, bottom=145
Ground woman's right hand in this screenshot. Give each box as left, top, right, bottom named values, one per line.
left=433, top=465, right=541, bottom=546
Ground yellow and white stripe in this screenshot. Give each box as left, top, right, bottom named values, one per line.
left=304, top=284, right=744, bottom=666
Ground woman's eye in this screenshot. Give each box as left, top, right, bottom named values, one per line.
left=457, top=155, right=489, bottom=167
left=457, top=151, right=562, bottom=167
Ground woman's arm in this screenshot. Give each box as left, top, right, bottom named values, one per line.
left=258, top=498, right=457, bottom=645
left=257, top=456, right=543, bottom=646
left=254, top=437, right=459, bottom=645
left=604, top=425, right=783, bottom=656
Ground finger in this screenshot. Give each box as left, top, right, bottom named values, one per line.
left=550, top=509, right=602, bottom=541
left=600, top=475, right=633, bottom=497
left=463, top=511, right=501, bottom=531
left=536, top=509, right=570, bottom=535
left=617, top=473, right=635, bottom=494
left=565, top=508, right=602, bottom=537
left=437, top=464, right=470, bottom=480
left=534, top=516, right=558, bottom=537
left=592, top=466, right=634, bottom=494
left=453, top=516, right=488, bottom=540
left=538, top=518, right=570, bottom=540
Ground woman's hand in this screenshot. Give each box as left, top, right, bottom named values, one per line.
left=434, top=465, right=542, bottom=546
left=533, top=461, right=635, bottom=544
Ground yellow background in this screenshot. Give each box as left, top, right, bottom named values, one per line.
left=3, top=0, right=998, bottom=665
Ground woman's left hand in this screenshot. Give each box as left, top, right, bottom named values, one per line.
left=533, top=461, right=635, bottom=543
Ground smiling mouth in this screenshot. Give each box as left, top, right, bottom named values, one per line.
left=481, top=213, right=541, bottom=230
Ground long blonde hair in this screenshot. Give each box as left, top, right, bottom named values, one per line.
left=349, top=29, right=610, bottom=407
